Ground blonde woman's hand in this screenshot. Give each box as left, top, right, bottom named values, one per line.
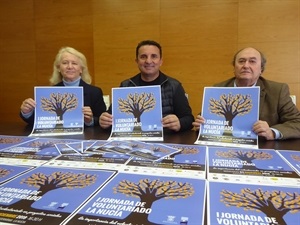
left=20, top=98, right=36, bottom=114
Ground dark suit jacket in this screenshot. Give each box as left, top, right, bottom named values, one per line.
left=214, top=77, right=300, bottom=139
left=20, top=79, right=106, bottom=126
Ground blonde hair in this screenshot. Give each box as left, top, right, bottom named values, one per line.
left=49, top=47, right=92, bottom=85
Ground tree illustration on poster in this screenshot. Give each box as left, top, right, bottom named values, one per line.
left=216, top=150, right=272, bottom=169
left=209, top=93, right=252, bottom=136
left=291, top=154, right=300, bottom=162
left=151, top=145, right=170, bottom=154
left=40, top=93, right=78, bottom=128
left=0, top=168, right=12, bottom=178
left=130, top=143, right=171, bottom=160
left=24, top=140, right=71, bottom=155
left=113, top=178, right=194, bottom=225
left=220, top=188, right=300, bottom=225
left=9, top=171, right=96, bottom=209
left=101, top=141, right=132, bottom=153
left=0, top=137, right=24, bottom=144
left=118, top=92, right=155, bottom=132
left=26, top=141, right=57, bottom=154
left=131, top=143, right=171, bottom=156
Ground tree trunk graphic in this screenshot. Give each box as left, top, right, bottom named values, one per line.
left=160, top=151, right=181, bottom=163
left=118, top=92, right=156, bottom=133
left=122, top=198, right=155, bottom=224
left=8, top=171, right=97, bottom=211
left=8, top=186, right=52, bottom=210
left=54, top=109, right=64, bottom=129
left=40, top=92, right=79, bottom=129
left=220, top=188, right=299, bottom=225
left=209, top=93, right=253, bottom=137
left=132, top=110, right=142, bottom=132
left=241, top=165, right=257, bottom=170
left=216, top=150, right=273, bottom=170
left=240, top=159, right=257, bottom=170
left=261, top=200, right=290, bottom=225
left=223, top=113, right=234, bottom=136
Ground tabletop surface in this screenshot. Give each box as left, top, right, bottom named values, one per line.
left=1, top=122, right=299, bottom=151
left=0, top=122, right=299, bottom=225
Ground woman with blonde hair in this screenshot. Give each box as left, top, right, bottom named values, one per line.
left=20, top=47, right=106, bottom=126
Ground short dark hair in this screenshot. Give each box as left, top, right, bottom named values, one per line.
left=232, top=47, right=267, bottom=72
left=136, top=40, right=162, bottom=58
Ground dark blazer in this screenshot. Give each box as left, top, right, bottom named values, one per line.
left=214, top=77, right=300, bottom=139
left=20, top=79, right=106, bottom=126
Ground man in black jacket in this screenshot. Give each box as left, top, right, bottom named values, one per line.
left=99, top=40, right=194, bottom=132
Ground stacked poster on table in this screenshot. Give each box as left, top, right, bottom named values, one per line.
left=0, top=165, right=116, bottom=225
left=67, top=140, right=106, bottom=154
left=206, top=146, right=300, bottom=186
left=0, top=137, right=80, bottom=166
left=30, top=86, right=84, bottom=137
left=126, top=143, right=207, bottom=179
left=109, top=85, right=163, bottom=141
left=0, top=135, right=36, bottom=151
left=47, top=142, right=131, bottom=171
left=277, top=150, right=300, bottom=176
left=63, top=172, right=207, bottom=225
left=95, top=140, right=179, bottom=161
left=0, top=164, right=34, bottom=185
left=195, top=87, right=260, bottom=148
left=207, top=181, right=300, bottom=225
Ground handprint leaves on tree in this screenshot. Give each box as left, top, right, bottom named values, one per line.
left=118, top=92, right=156, bottom=131
left=220, top=188, right=300, bottom=225
left=209, top=93, right=252, bottom=136
left=9, top=171, right=97, bottom=209
left=40, top=93, right=78, bottom=128
left=113, top=178, right=194, bottom=224
left=216, top=149, right=272, bottom=169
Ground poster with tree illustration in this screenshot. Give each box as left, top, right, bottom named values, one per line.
left=0, top=164, right=33, bottom=185
left=208, top=181, right=300, bottom=225
left=0, top=137, right=80, bottom=167
left=1, top=137, right=78, bottom=156
left=109, top=85, right=163, bottom=141
left=0, top=166, right=115, bottom=224
left=207, top=147, right=300, bottom=186
left=64, top=172, right=206, bottom=225
left=0, top=135, right=36, bottom=151
left=96, top=140, right=180, bottom=162
left=277, top=150, right=300, bottom=176
left=195, top=87, right=259, bottom=148
left=30, top=86, right=84, bottom=136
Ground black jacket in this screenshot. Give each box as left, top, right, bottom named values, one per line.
left=108, top=72, right=194, bottom=131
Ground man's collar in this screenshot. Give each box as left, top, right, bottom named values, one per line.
left=234, top=79, right=257, bottom=87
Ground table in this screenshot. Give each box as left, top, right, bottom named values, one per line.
left=0, top=122, right=299, bottom=225
left=1, top=122, right=300, bottom=151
